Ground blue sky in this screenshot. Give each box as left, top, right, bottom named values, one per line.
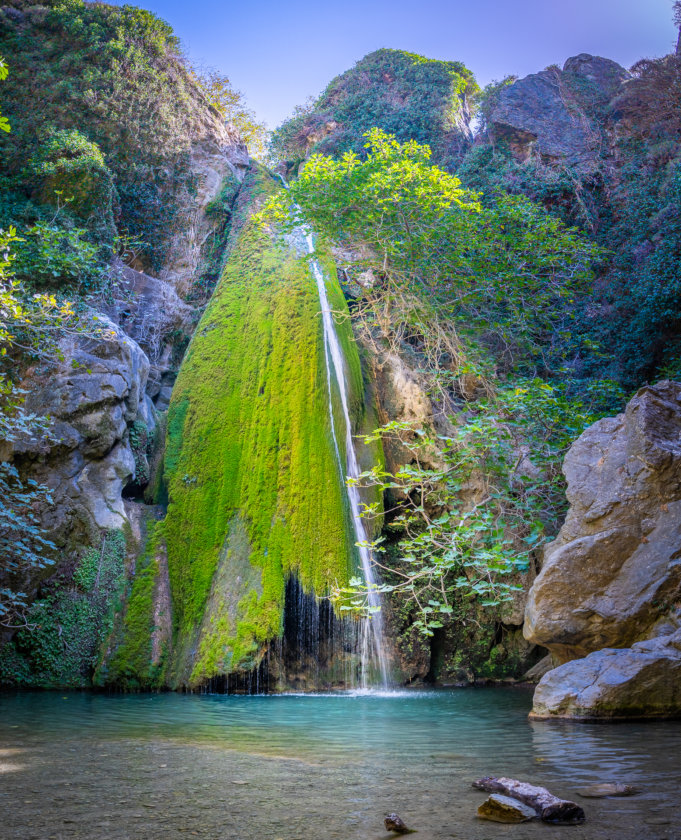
left=132, top=0, right=676, bottom=128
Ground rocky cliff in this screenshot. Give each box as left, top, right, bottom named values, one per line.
left=0, top=0, right=250, bottom=685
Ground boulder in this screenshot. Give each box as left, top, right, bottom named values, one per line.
left=530, top=630, right=681, bottom=719
left=477, top=794, right=538, bottom=823
left=524, top=381, right=681, bottom=662
left=488, top=54, right=629, bottom=165
left=384, top=813, right=412, bottom=833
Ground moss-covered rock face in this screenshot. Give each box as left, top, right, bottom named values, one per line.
left=271, top=49, right=477, bottom=172
left=159, top=178, right=369, bottom=688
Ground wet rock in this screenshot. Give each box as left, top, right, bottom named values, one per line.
left=477, top=793, right=538, bottom=823
left=473, top=776, right=585, bottom=824
left=530, top=630, right=681, bottom=719
left=384, top=813, right=411, bottom=833
left=576, top=783, right=639, bottom=798
left=524, top=381, right=681, bottom=663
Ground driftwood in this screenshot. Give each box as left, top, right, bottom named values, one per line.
left=473, top=777, right=585, bottom=824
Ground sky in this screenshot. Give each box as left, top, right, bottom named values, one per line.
left=126, top=0, right=677, bottom=129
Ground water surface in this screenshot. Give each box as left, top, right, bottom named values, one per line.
left=1, top=688, right=680, bottom=839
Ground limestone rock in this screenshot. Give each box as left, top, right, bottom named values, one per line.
left=384, top=813, right=411, bottom=833
left=13, top=317, right=150, bottom=539
left=477, top=794, right=538, bottom=823
left=488, top=54, right=629, bottom=165
left=473, top=776, right=585, bottom=824
left=107, top=260, right=192, bottom=410
left=524, top=381, right=681, bottom=662
left=160, top=134, right=249, bottom=297
left=530, top=630, right=681, bottom=720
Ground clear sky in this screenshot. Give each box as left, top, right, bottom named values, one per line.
left=125, top=0, right=677, bottom=128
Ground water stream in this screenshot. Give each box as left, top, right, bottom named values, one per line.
left=272, top=176, right=392, bottom=690
left=302, top=229, right=390, bottom=689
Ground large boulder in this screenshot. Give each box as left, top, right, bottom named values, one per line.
left=488, top=54, right=629, bottom=165
left=524, top=381, right=681, bottom=662
left=530, top=630, right=681, bottom=719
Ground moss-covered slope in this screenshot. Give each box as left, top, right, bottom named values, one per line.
left=159, top=190, right=367, bottom=688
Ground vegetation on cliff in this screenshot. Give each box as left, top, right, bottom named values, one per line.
left=0, top=0, right=253, bottom=278
left=271, top=49, right=478, bottom=171
left=457, top=50, right=681, bottom=387
left=271, top=129, right=623, bottom=635
left=0, top=530, right=126, bottom=686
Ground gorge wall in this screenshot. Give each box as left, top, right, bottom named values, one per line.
left=1, top=1, right=680, bottom=705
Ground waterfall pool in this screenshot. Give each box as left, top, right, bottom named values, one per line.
left=1, top=687, right=679, bottom=839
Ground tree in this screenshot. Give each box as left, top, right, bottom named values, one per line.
left=675, top=1, right=681, bottom=54
left=270, top=128, right=600, bottom=373
left=192, top=67, right=268, bottom=158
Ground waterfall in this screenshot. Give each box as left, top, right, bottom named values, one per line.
left=302, top=230, right=390, bottom=690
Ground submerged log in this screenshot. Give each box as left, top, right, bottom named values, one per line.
left=472, top=776, right=585, bottom=824
left=577, top=783, right=639, bottom=798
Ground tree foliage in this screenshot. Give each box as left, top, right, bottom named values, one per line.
left=192, top=67, right=268, bottom=158
left=271, top=129, right=600, bottom=372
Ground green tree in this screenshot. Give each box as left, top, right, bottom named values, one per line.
left=192, top=67, right=268, bottom=158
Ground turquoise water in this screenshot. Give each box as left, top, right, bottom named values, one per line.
left=1, top=687, right=680, bottom=839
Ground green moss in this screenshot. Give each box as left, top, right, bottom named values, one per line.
left=162, top=200, right=372, bottom=685
left=0, top=530, right=126, bottom=688
left=101, top=520, right=167, bottom=689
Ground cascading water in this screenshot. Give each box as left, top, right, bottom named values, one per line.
left=276, top=174, right=390, bottom=689
left=302, top=229, right=391, bottom=690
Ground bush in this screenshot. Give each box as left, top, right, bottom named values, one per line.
left=28, top=128, right=117, bottom=246
left=11, top=221, right=105, bottom=294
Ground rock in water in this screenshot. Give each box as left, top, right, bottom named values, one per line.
left=473, top=776, right=585, bottom=824
left=577, top=783, right=639, bottom=798
left=477, top=794, right=538, bottom=823
left=384, top=813, right=411, bottom=833
left=530, top=632, right=681, bottom=720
